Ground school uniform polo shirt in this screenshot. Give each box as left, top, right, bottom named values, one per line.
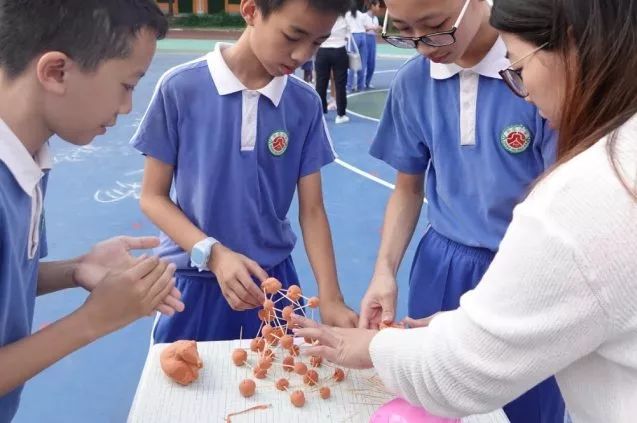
left=370, top=37, right=556, bottom=251
left=131, top=43, right=336, bottom=274
left=0, top=119, right=51, bottom=422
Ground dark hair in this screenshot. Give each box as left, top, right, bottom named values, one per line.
left=255, top=0, right=351, bottom=18
left=0, top=0, right=168, bottom=79
left=491, top=0, right=637, bottom=197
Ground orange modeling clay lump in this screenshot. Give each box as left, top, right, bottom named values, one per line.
left=160, top=340, right=203, bottom=386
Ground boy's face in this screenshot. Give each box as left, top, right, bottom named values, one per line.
left=43, top=27, right=157, bottom=145
left=245, top=0, right=336, bottom=77
left=385, top=0, right=483, bottom=64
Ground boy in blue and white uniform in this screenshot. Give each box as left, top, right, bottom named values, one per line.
left=132, top=0, right=358, bottom=343
left=359, top=0, right=564, bottom=422
left=0, top=2, right=181, bottom=421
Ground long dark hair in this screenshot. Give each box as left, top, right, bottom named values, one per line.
left=491, top=0, right=637, bottom=197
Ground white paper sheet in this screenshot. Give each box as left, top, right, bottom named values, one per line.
left=128, top=340, right=509, bottom=423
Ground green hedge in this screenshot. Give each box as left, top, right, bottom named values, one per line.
left=169, top=13, right=246, bottom=28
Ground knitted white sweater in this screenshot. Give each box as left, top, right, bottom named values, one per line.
left=370, top=115, right=637, bottom=423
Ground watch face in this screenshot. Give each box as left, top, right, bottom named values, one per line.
left=191, top=248, right=205, bottom=266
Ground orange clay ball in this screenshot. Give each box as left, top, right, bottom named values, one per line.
left=310, top=355, right=322, bottom=368
left=303, top=336, right=316, bottom=345
left=250, top=337, right=265, bottom=352
left=308, top=297, right=320, bottom=308
left=261, top=277, right=282, bottom=294
left=262, top=324, right=273, bottom=338
left=275, top=378, right=290, bottom=391
left=280, top=335, right=294, bottom=349
left=333, top=368, right=345, bottom=382
left=263, top=299, right=275, bottom=312
left=282, top=356, right=295, bottom=372
left=274, top=327, right=286, bottom=338
left=289, top=344, right=300, bottom=357
left=282, top=305, right=294, bottom=321
left=253, top=366, right=267, bottom=379
left=287, top=285, right=302, bottom=302
left=258, top=309, right=274, bottom=323
left=231, top=348, right=247, bottom=367
left=303, top=369, right=319, bottom=386
left=263, top=349, right=275, bottom=360
left=319, top=386, right=331, bottom=400
left=290, top=390, right=305, bottom=408
left=294, top=362, right=308, bottom=375
left=239, top=379, right=256, bottom=398
left=258, top=358, right=272, bottom=370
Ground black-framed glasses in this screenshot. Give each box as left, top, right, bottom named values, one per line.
left=381, top=0, right=471, bottom=48
left=499, top=43, right=548, bottom=98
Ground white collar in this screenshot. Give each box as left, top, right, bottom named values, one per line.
left=0, top=118, right=52, bottom=197
left=207, top=42, right=287, bottom=107
left=430, top=37, right=509, bottom=80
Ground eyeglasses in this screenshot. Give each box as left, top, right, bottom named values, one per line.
left=381, top=0, right=471, bottom=49
left=499, top=43, right=548, bottom=98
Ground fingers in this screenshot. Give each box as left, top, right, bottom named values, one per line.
left=151, top=275, right=176, bottom=311
left=145, top=262, right=175, bottom=300
left=244, top=258, right=269, bottom=284
left=126, top=256, right=161, bottom=280
left=402, top=313, right=439, bottom=328
left=121, top=236, right=161, bottom=251
left=303, top=345, right=338, bottom=363
left=358, top=302, right=373, bottom=329
left=291, top=313, right=321, bottom=329
left=236, top=268, right=264, bottom=306
left=380, top=296, right=396, bottom=324
left=293, top=326, right=339, bottom=349
left=224, top=277, right=258, bottom=310
left=163, top=291, right=185, bottom=313
left=220, top=285, right=247, bottom=311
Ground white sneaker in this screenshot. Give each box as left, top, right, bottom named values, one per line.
left=335, top=115, right=350, bottom=124
left=327, top=100, right=337, bottom=111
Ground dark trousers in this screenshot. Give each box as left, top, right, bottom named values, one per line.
left=315, top=46, right=348, bottom=117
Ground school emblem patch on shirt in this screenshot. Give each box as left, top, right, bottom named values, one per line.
left=268, top=131, right=289, bottom=156
left=500, top=125, right=532, bottom=154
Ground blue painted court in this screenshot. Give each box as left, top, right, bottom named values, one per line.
left=14, top=42, right=428, bottom=422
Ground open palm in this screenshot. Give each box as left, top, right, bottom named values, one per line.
left=74, top=236, right=184, bottom=316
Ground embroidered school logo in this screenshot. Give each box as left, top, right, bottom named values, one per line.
left=268, top=131, right=289, bottom=156
left=500, top=125, right=532, bottom=154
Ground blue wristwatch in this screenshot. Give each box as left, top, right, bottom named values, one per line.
left=190, top=237, right=219, bottom=272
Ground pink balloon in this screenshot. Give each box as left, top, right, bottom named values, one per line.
left=370, top=398, right=461, bottom=423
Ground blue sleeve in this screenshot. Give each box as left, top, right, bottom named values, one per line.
left=369, top=84, right=430, bottom=174
left=535, top=112, right=557, bottom=170
left=130, top=77, right=180, bottom=165
left=299, top=98, right=336, bottom=178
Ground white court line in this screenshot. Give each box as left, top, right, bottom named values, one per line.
left=334, top=158, right=429, bottom=204
left=374, top=69, right=398, bottom=74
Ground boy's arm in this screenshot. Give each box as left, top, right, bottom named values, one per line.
left=36, top=237, right=184, bottom=316
left=0, top=256, right=175, bottom=396
left=36, top=260, right=80, bottom=295
left=297, top=172, right=358, bottom=328
left=358, top=171, right=425, bottom=328
left=139, top=157, right=265, bottom=310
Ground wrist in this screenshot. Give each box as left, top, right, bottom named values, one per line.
left=190, top=237, right=219, bottom=272
left=373, top=260, right=397, bottom=278
left=72, top=306, right=106, bottom=343
left=70, top=256, right=86, bottom=289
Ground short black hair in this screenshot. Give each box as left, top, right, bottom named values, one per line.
left=255, top=0, right=351, bottom=18
left=0, top=0, right=168, bottom=79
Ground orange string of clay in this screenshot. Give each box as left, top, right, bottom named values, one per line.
left=225, top=404, right=271, bottom=422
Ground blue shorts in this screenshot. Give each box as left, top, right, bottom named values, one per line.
left=408, top=228, right=565, bottom=423
left=152, top=256, right=299, bottom=343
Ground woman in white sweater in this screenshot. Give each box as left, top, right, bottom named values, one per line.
left=293, top=0, right=637, bottom=421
